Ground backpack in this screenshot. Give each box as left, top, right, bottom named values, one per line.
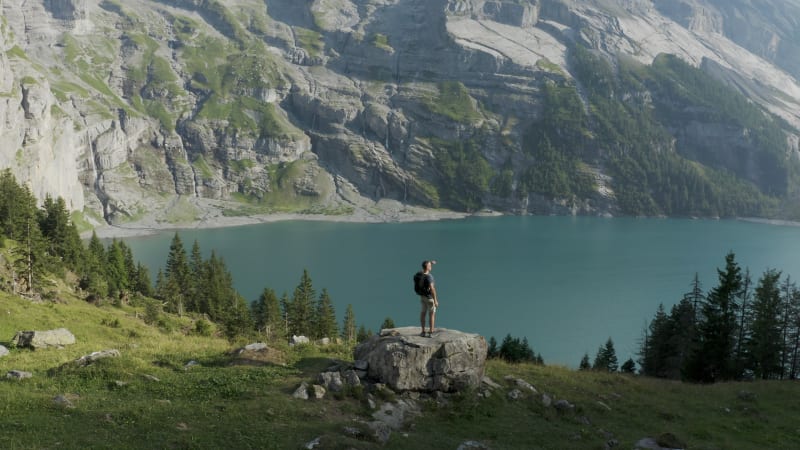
left=413, top=271, right=431, bottom=296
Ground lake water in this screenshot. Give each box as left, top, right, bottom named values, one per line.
left=120, top=216, right=800, bottom=367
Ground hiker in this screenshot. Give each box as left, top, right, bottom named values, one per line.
left=417, top=260, right=438, bottom=337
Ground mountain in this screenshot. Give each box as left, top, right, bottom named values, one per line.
left=1, top=0, right=800, bottom=227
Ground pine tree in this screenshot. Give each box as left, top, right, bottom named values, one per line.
left=289, top=269, right=316, bottom=337
left=105, top=239, right=130, bottom=299
left=579, top=353, right=591, bottom=370
left=38, top=195, right=83, bottom=271
left=689, top=252, right=743, bottom=382
left=132, top=262, right=153, bottom=297
left=356, top=324, right=372, bottom=343
left=380, top=317, right=396, bottom=330
left=747, top=269, right=783, bottom=379
left=593, top=338, right=618, bottom=372
left=341, top=304, right=356, bottom=344
left=164, top=233, right=190, bottom=315
left=620, top=358, right=637, bottom=374
left=639, top=304, right=671, bottom=377
left=188, top=240, right=204, bottom=313
left=487, top=336, right=498, bottom=358
left=313, top=288, right=338, bottom=340
left=252, top=288, right=282, bottom=340
left=11, top=212, right=47, bottom=295
left=779, top=276, right=798, bottom=379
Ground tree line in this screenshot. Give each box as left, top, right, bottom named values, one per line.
left=639, top=252, right=800, bottom=382
left=0, top=170, right=377, bottom=344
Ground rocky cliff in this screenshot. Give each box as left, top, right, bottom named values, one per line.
left=1, top=0, right=799, bottom=227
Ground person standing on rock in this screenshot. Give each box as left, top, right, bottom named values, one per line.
left=418, top=260, right=439, bottom=337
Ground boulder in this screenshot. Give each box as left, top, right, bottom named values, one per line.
left=12, top=328, right=75, bottom=349
left=7, top=370, right=32, bottom=380
left=71, top=349, right=120, bottom=367
left=0, top=345, right=8, bottom=357
left=353, top=327, right=487, bottom=393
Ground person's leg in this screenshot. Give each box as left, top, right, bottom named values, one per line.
left=429, top=310, right=435, bottom=334
left=420, top=298, right=427, bottom=334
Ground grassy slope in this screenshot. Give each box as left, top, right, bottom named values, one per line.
left=1, top=292, right=799, bottom=449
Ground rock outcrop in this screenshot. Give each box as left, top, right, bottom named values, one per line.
left=11, top=328, right=76, bottom=349
left=354, top=327, right=487, bottom=393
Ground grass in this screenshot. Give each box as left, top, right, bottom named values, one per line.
left=2, top=279, right=800, bottom=449
left=422, top=81, right=482, bottom=123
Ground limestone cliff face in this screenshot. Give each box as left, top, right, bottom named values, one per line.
left=0, top=0, right=798, bottom=225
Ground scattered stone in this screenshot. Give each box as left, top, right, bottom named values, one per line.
left=304, top=436, right=321, bottom=449
left=342, top=369, right=361, bottom=387
left=244, top=342, right=268, bottom=351
left=342, top=426, right=367, bottom=438
left=354, top=359, right=368, bottom=370
left=554, top=399, right=575, bottom=411
left=605, top=438, right=620, bottom=449
left=481, top=376, right=501, bottom=389
left=367, top=395, right=377, bottom=410
left=318, top=337, right=330, bottom=346
left=457, top=440, right=490, bottom=450
left=318, top=371, right=344, bottom=392
left=596, top=400, right=612, bottom=411
left=53, top=394, right=76, bottom=408
left=12, top=328, right=76, bottom=349
left=367, top=420, right=392, bottom=444
left=291, top=335, right=310, bottom=345
left=634, top=437, right=680, bottom=449
left=142, top=374, right=160, bottom=382
left=293, top=382, right=310, bottom=400
left=113, top=380, right=128, bottom=387
left=579, top=416, right=591, bottom=425
left=184, top=360, right=199, bottom=369
left=656, top=432, right=686, bottom=449
left=541, top=393, right=552, bottom=407
left=512, top=378, right=537, bottom=393
left=6, top=370, right=32, bottom=380
left=507, top=389, right=523, bottom=400
left=0, top=345, right=9, bottom=357
left=176, top=422, right=189, bottom=431
left=354, top=327, right=487, bottom=393
left=71, top=349, right=120, bottom=367
left=312, top=384, right=326, bottom=399
left=738, top=390, right=756, bottom=402
left=372, top=399, right=420, bottom=430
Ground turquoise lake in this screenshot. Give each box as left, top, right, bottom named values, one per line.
left=120, top=216, right=800, bottom=367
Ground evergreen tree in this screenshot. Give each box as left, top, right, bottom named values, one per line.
left=734, top=269, right=753, bottom=376
left=341, top=304, right=356, bottom=344
left=279, top=292, right=290, bottom=340
left=779, top=276, right=799, bottom=379
left=132, top=262, right=153, bottom=297
left=579, top=353, right=591, bottom=370
left=164, top=233, right=190, bottom=315
left=498, top=334, right=536, bottom=363
left=487, top=336, right=498, bottom=358
left=188, top=240, right=204, bottom=313
left=252, top=288, right=282, bottom=340
left=313, top=288, right=338, bottom=340
left=593, top=337, right=619, bottom=372
left=37, top=195, right=83, bottom=271
left=105, top=239, right=130, bottom=299
left=288, top=269, right=316, bottom=337
left=356, top=324, right=373, bottom=343
left=11, top=212, right=47, bottom=295
left=380, top=317, right=396, bottom=330
left=690, top=252, right=743, bottom=381
left=639, top=304, right=672, bottom=377
left=620, top=358, right=637, bottom=374
left=746, top=269, right=784, bottom=379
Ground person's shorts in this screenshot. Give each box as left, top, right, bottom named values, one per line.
left=420, top=296, right=436, bottom=313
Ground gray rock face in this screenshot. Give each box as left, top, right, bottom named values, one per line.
left=353, top=327, right=487, bottom=392
left=12, top=328, right=76, bottom=349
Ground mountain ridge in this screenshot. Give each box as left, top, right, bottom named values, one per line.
left=1, top=0, right=799, bottom=229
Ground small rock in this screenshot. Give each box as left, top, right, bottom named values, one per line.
left=244, top=342, right=268, bottom=351
left=633, top=437, right=662, bottom=449
left=312, top=384, right=326, bottom=399
left=507, top=389, right=523, bottom=400
left=343, top=369, right=361, bottom=387
left=304, top=436, right=321, bottom=449
left=53, top=395, right=75, bottom=409
left=142, top=374, right=160, bottom=382
left=605, top=438, right=619, bottom=449
left=541, top=393, right=552, bottom=407
left=514, top=378, right=537, bottom=393
left=342, top=426, right=366, bottom=438
left=737, top=390, right=756, bottom=402
left=354, top=369, right=367, bottom=379
left=367, top=397, right=377, bottom=410
left=597, top=400, right=612, bottom=411
left=354, top=359, right=368, bottom=370
left=554, top=399, right=574, bottom=411
left=6, top=370, right=32, bottom=380
left=367, top=420, right=392, bottom=444
left=293, top=382, right=310, bottom=400
left=579, top=415, right=591, bottom=425
left=656, top=432, right=686, bottom=449
left=481, top=376, right=501, bottom=389
left=113, top=380, right=128, bottom=387
left=176, top=422, right=189, bottom=431
left=318, top=337, right=330, bottom=346
left=184, top=360, right=199, bottom=369
left=72, top=349, right=120, bottom=367
left=318, top=371, right=344, bottom=392
left=457, top=440, right=490, bottom=450
left=291, top=335, right=310, bottom=345
left=0, top=345, right=9, bottom=357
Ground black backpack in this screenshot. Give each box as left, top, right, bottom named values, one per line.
left=413, top=271, right=430, bottom=296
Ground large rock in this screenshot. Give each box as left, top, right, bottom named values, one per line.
left=353, top=327, right=487, bottom=393
left=11, top=328, right=75, bottom=349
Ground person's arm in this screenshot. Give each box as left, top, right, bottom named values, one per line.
left=430, top=283, right=438, bottom=307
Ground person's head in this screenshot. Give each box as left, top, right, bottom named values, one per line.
left=421, top=260, right=435, bottom=272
